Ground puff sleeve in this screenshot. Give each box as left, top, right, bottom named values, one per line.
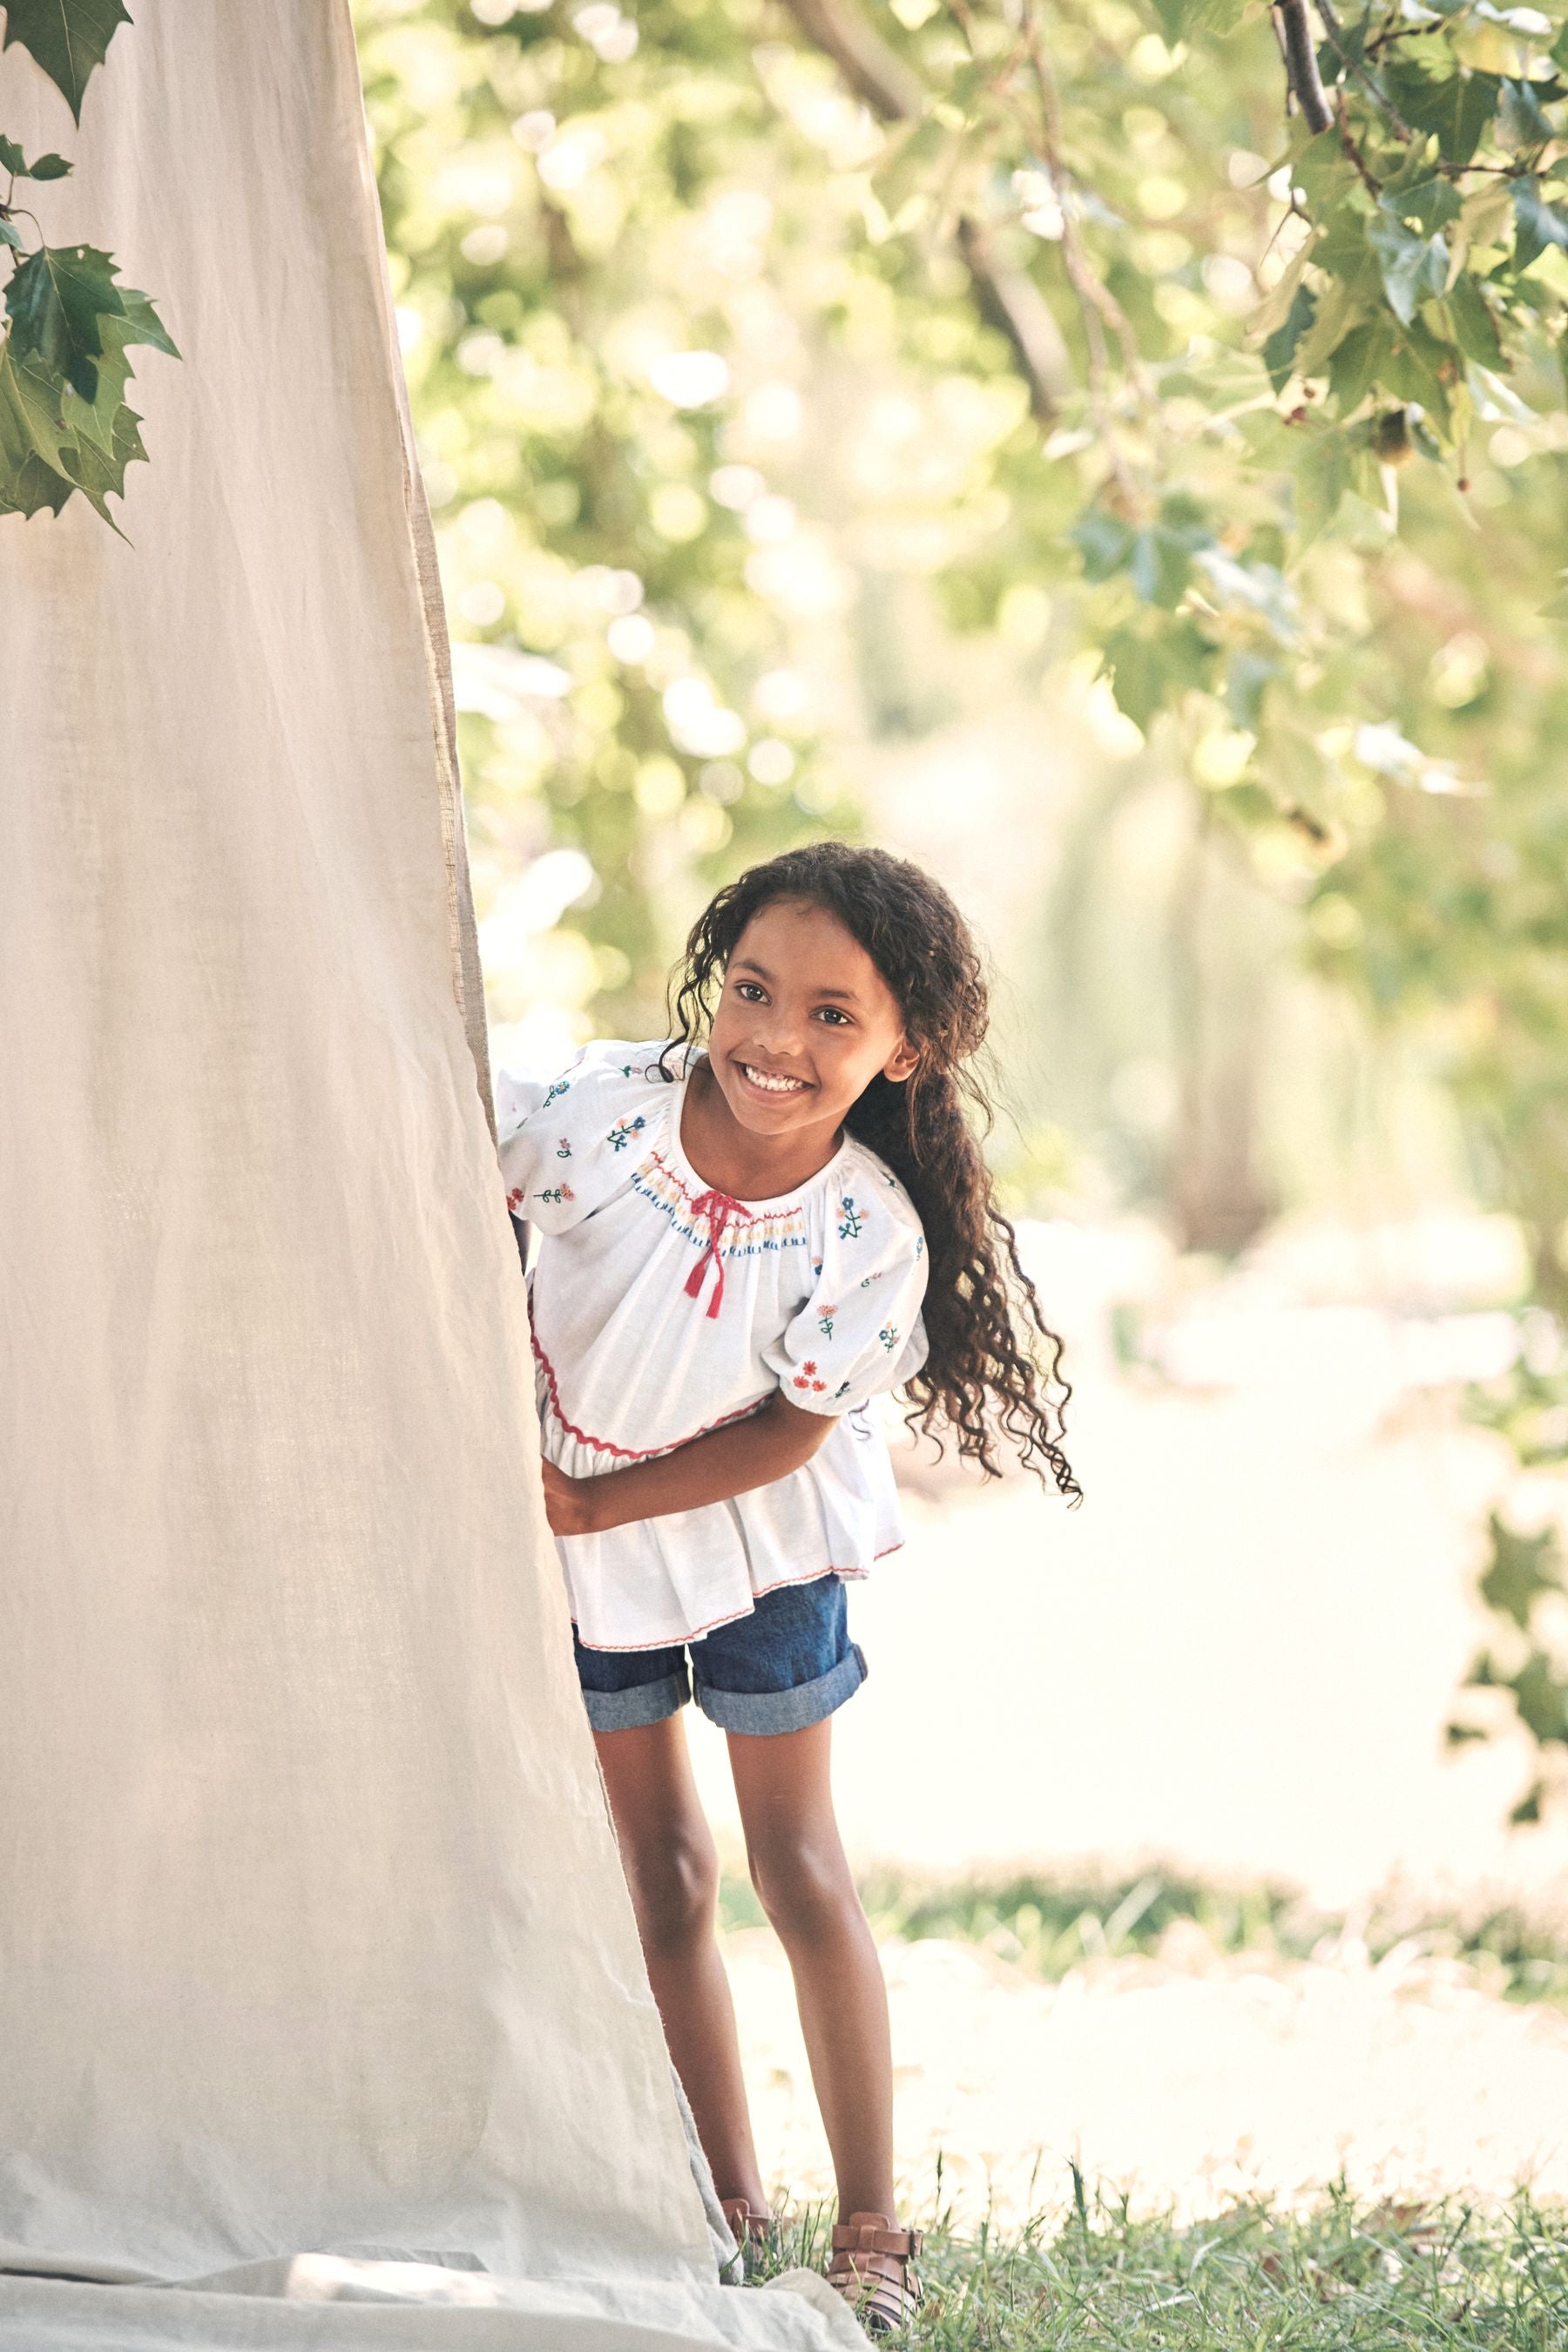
left=496, top=1039, right=672, bottom=1235
left=762, top=1177, right=929, bottom=1415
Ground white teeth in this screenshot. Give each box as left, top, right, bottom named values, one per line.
left=742, top=1064, right=805, bottom=1094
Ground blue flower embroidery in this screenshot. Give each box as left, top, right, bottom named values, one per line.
left=837, top=1196, right=862, bottom=1240
left=606, top=1114, right=648, bottom=1153
left=542, top=1077, right=571, bottom=1109
left=878, top=1324, right=899, bottom=1354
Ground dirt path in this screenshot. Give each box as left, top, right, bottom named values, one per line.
left=680, top=1267, right=1568, bottom=2219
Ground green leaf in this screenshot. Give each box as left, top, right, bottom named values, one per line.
left=1368, top=206, right=1450, bottom=325
left=1264, top=284, right=1316, bottom=392
left=1511, top=174, right=1568, bottom=270
left=1499, top=74, right=1555, bottom=149
left=1290, top=128, right=1358, bottom=213
left=1071, top=505, right=1135, bottom=582
left=0, top=335, right=77, bottom=514
left=0, top=446, right=75, bottom=516
left=114, top=280, right=179, bottom=359
left=0, top=134, right=72, bottom=179
left=1385, top=66, right=1499, bottom=166
left=1294, top=429, right=1352, bottom=541
left=1446, top=271, right=1506, bottom=367
left=57, top=328, right=132, bottom=454
left=1327, top=318, right=1389, bottom=413
left=1383, top=175, right=1462, bottom=237
left=3, top=239, right=125, bottom=401
left=0, top=218, right=22, bottom=249
left=0, top=336, right=71, bottom=471
left=1505, top=1652, right=1568, bottom=1747
left=1, top=0, right=133, bottom=125
left=56, top=396, right=144, bottom=528
left=1150, top=0, right=1248, bottom=40
left=1478, top=1511, right=1565, bottom=1629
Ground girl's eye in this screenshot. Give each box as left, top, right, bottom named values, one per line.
left=734, top=981, right=767, bottom=1003
left=816, top=1007, right=852, bottom=1027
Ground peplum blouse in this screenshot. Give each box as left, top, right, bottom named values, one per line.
left=496, top=1037, right=929, bottom=1651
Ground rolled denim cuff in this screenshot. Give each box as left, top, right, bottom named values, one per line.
left=578, top=1665, right=690, bottom=1731
left=696, top=1642, right=867, bottom=1737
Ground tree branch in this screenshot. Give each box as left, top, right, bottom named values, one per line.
left=1273, top=0, right=1334, bottom=136
left=774, top=0, right=1071, bottom=420
left=775, top=0, right=924, bottom=120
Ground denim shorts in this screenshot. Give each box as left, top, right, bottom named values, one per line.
left=573, top=1574, right=868, bottom=1737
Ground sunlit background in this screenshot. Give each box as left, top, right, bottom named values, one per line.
left=357, top=0, right=1568, bottom=2232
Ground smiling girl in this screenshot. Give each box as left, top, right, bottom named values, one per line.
left=497, top=842, right=1077, bottom=2331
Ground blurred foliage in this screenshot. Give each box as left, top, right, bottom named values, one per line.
left=355, top=0, right=1568, bottom=1792
left=724, top=1862, right=1568, bottom=2003
left=0, top=3, right=178, bottom=527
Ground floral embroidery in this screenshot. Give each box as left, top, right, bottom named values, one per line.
left=556, top=1135, right=572, bottom=1159
left=915, top=1235, right=925, bottom=1256
left=606, top=1113, right=648, bottom=1152
left=811, top=1257, right=823, bottom=1277
left=791, top=1356, right=828, bottom=1394
left=506, top=1186, right=524, bottom=1213
left=837, top=1196, right=862, bottom=1240
left=542, top=1076, right=571, bottom=1110
left=878, top=1324, right=899, bottom=1354
left=817, top=1304, right=837, bottom=1338
left=534, top=1183, right=576, bottom=1206
left=833, top=1379, right=851, bottom=1400
left=860, top=1271, right=883, bottom=1288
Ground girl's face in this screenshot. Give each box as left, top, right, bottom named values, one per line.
left=705, top=897, right=919, bottom=1140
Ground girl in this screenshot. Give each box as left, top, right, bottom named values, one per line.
left=497, top=843, right=1077, bottom=2333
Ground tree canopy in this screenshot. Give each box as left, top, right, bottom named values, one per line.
left=356, top=0, right=1568, bottom=1805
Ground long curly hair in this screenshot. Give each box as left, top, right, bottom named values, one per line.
left=661, top=842, right=1079, bottom=1500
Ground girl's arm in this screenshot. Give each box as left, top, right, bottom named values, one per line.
left=541, top=1392, right=834, bottom=1537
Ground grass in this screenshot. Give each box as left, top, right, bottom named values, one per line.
left=720, top=1863, right=1568, bottom=2336
left=751, top=2186, right=1568, bottom=2347
left=719, top=1864, right=1568, bottom=2007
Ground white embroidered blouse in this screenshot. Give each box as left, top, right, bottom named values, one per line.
left=496, top=1037, right=930, bottom=1651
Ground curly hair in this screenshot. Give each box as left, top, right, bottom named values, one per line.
left=661, top=841, right=1080, bottom=1501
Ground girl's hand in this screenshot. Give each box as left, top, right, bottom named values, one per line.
left=540, top=1459, right=607, bottom=1538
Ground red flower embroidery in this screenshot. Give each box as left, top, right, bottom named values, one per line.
left=811, top=1379, right=827, bottom=1392
left=507, top=1187, right=524, bottom=1210
left=801, top=1359, right=818, bottom=1375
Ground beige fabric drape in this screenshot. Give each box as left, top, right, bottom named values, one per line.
left=0, top=9, right=857, bottom=2345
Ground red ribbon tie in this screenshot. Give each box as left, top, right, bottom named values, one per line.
left=685, top=1188, right=743, bottom=1320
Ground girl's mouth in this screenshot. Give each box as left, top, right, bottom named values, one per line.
left=734, top=1060, right=811, bottom=1098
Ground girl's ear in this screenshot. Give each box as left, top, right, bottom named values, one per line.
left=882, top=1037, right=921, bottom=1085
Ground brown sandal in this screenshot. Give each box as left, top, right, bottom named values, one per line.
left=720, top=2198, right=773, bottom=2278
left=826, top=2211, right=923, bottom=2335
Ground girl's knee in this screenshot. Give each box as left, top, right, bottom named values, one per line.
left=625, top=1824, right=720, bottom=1953
left=747, top=1832, right=857, bottom=1945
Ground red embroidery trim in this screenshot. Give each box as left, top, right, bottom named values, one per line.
left=532, top=1330, right=762, bottom=1461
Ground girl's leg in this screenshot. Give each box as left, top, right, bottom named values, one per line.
left=593, top=1716, right=769, bottom=2214
left=727, top=1720, right=896, bottom=2224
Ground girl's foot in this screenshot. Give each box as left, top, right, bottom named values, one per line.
left=720, top=2197, right=774, bottom=2279
left=826, top=2213, right=923, bottom=2335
